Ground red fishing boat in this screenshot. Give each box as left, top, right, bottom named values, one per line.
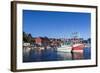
left=72, top=44, right=84, bottom=52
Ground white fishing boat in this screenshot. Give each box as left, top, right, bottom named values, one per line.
left=57, top=45, right=72, bottom=52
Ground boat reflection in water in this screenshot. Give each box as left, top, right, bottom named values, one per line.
left=23, top=47, right=91, bottom=62
left=72, top=52, right=83, bottom=60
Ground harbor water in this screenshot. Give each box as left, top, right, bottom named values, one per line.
left=23, top=47, right=91, bottom=62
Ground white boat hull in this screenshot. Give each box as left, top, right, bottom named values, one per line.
left=72, top=50, right=83, bottom=53
left=57, top=45, right=72, bottom=52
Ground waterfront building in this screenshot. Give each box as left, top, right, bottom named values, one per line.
left=34, top=37, right=42, bottom=46
left=23, top=42, right=30, bottom=46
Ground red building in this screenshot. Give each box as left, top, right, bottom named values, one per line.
left=35, top=37, right=42, bottom=45
left=34, top=37, right=50, bottom=46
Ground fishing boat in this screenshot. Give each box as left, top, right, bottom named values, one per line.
left=57, top=45, right=72, bottom=52
left=71, top=32, right=85, bottom=53
left=72, top=43, right=84, bottom=53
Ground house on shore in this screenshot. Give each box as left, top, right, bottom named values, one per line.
left=34, top=37, right=50, bottom=47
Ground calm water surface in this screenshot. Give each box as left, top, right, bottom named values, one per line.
left=23, top=48, right=91, bottom=62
